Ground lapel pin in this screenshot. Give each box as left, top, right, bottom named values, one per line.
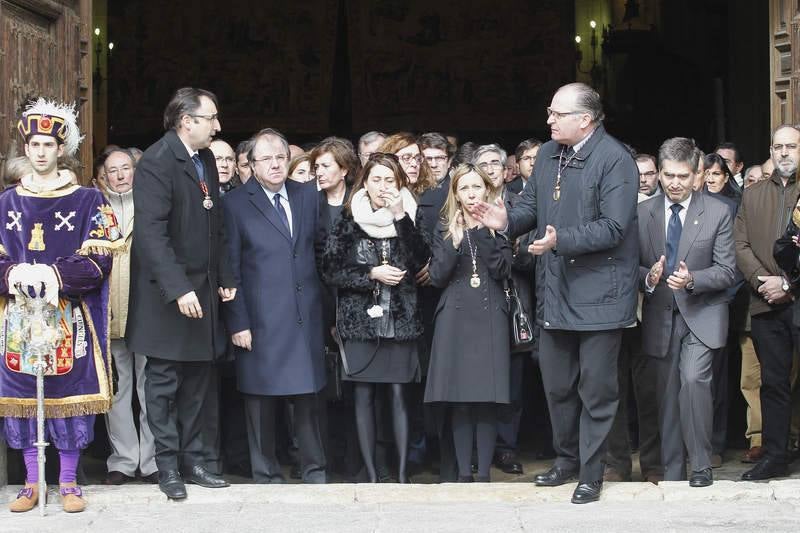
left=693, top=220, right=698, bottom=225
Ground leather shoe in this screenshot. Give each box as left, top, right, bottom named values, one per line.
left=104, top=471, right=134, bottom=485
left=140, top=472, right=159, bottom=484
left=158, top=470, right=187, bottom=500
left=689, top=468, right=713, bottom=487
left=602, top=467, right=630, bottom=482
left=534, top=466, right=577, bottom=487
left=742, top=446, right=764, bottom=463
left=741, top=457, right=789, bottom=481
left=571, top=481, right=603, bottom=504
left=494, top=452, right=524, bottom=475
left=187, top=464, right=230, bottom=488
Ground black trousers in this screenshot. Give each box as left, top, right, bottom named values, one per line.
left=144, top=357, right=211, bottom=472
left=750, top=307, right=798, bottom=463
left=539, top=328, right=621, bottom=483
left=605, top=326, right=662, bottom=479
left=244, top=393, right=326, bottom=483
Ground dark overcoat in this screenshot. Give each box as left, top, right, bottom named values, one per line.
left=424, top=225, right=512, bottom=403
left=127, top=129, right=234, bottom=361
left=223, top=178, right=327, bottom=396
left=507, top=124, right=640, bottom=331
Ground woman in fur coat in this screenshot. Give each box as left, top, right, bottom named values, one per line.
left=322, top=153, right=430, bottom=483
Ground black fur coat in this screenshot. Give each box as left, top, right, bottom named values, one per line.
left=321, top=210, right=430, bottom=342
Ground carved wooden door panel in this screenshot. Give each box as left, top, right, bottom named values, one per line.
left=769, top=0, right=800, bottom=128
left=0, top=0, right=92, bottom=184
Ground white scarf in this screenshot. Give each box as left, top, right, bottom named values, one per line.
left=351, top=187, right=417, bottom=239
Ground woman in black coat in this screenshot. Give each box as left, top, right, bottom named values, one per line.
left=322, top=153, right=430, bottom=483
left=424, top=163, right=512, bottom=482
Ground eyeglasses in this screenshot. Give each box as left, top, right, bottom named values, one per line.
left=398, top=153, right=423, bottom=165
left=190, top=113, right=219, bottom=122
left=518, top=155, right=536, bottom=163
left=425, top=155, right=449, bottom=165
left=478, top=160, right=503, bottom=171
left=252, top=154, right=288, bottom=165
left=639, top=171, right=657, bottom=178
left=215, top=156, right=235, bottom=164
left=772, top=143, right=799, bottom=152
left=546, top=107, right=584, bottom=120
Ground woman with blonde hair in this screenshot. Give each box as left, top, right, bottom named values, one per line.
left=288, top=153, right=313, bottom=183
left=378, top=133, right=436, bottom=197
left=424, top=163, right=512, bottom=482
left=322, top=152, right=430, bottom=483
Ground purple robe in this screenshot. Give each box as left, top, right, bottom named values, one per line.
left=0, top=184, right=123, bottom=449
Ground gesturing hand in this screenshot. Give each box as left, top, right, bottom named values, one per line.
left=531, top=225, right=557, bottom=255
left=469, top=197, right=508, bottom=231
left=666, top=261, right=692, bottom=291
left=648, top=255, right=666, bottom=287
left=370, top=264, right=407, bottom=286
left=177, top=291, right=203, bottom=319
left=381, top=187, right=405, bottom=219
left=231, top=329, right=252, bottom=351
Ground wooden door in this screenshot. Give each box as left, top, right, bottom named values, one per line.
left=769, top=0, right=800, bottom=128
left=0, top=0, right=92, bottom=185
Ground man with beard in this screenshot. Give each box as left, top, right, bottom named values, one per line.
left=735, top=124, right=800, bottom=480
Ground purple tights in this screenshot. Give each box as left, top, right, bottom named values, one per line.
left=22, top=447, right=80, bottom=484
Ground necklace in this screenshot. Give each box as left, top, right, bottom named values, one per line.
left=464, top=228, right=481, bottom=288
left=553, top=146, right=580, bottom=201
left=381, top=240, right=389, bottom=265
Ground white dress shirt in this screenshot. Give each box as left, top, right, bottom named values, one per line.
left=261, top=183, right=293, bottom=236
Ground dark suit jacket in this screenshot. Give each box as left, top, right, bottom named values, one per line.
left=223, top=178, right=326, bottom=396
left=127, top=129, right=234, bottom=361
left=638, top=193, right=736, bottom=357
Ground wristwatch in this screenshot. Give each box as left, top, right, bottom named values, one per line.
left=782, top=277, right=790, bottom=292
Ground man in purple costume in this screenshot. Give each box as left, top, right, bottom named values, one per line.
left=0, top=98, right=123, bottom=513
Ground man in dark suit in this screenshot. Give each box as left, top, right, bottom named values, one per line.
left=473, top=83, right=639, bottom=504
left=127, top=87, right=237, bottom=500
left=223, top=128, right=327, bottom=484
left=639, top=137, right=736, bottom=487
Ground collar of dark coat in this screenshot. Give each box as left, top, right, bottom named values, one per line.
left=165, top=129, right=195, bottom=162
left=549, top=123, right=606, bottom=163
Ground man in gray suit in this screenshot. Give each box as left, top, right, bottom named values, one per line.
left=638, top=137, right=736, bottom=487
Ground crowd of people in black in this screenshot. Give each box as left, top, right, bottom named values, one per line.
left=4, top=81, right=800, bottom=511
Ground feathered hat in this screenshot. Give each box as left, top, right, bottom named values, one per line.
left=17, top=98, right=84, bottom=157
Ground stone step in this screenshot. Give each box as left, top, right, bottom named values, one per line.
left=3, top=479, right=800, bottom=507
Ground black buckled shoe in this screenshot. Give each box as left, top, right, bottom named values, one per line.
left=741, top=457, right=789, bottom=481
left=689, top=468, right=713, bottom=487
left=571, top=480, right=603, bottom=504
left=533, top=466, right=578, bottom=487
left=158, top=470, right=187, bottom=500
left=187, top=464, right=230, bottom=488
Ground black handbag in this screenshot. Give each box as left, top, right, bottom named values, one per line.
left=504, top=278, right=534, bottom=348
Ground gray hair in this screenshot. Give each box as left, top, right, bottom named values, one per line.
left=471, top=144, right=507, bottom=166
left=358, top=131, right=386, bottom=149
left=771, top=124, right=800, bottom=142
left=102, top=148, right=135, bottom=170
left=658, top=137, right=700, bottom=172
left=247, top=128, right=290, bottom=163
left=561, top=82, right=605, bottom=122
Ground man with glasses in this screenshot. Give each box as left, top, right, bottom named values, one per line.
left=636, top=153, right=660, bottom=198
left=210, top=139, right=238, bottom=195
left=472, top=82, right=639, bottom=504
left=735, top=124, right=800, bottom=481
left=103, top=149, right=158, bottom=487
left=419, top=132, right=453, bottom=184
left=223, top=128, right=328, bottom=484
left=127, top=87, right=237, bottom=500
left=358, top=131, right=386, bottom=166
left=514, top=139, right=542, bottom=193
